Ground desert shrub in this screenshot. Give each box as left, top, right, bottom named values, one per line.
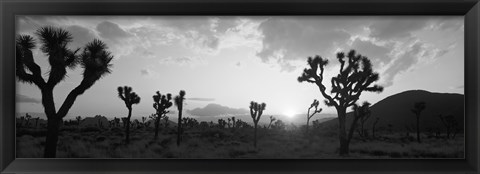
left=16, top=128, right=47, bottom=137
left=80, top=127, right=101, bottom=133
left=96, top=136, right=106, bottom=142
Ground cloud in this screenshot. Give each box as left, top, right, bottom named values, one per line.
left=17, top=94, right=40, bottom=104
left=187, top=98, right=216, bottom=102
left=378, top=40, right=450, bottom=87
left=180, top=30, right=220, bottom=54
left=158, top=56, right=206, bottom=66
left=140, top=68, right=159, bottom=78
left=140, top=69, right=149, bottom=76
left=187, top=103, right=249, bottom=116
left=257, top=17, right=352, bottom=63
left=96, top=21, right=132, bottom=42
left=350, top=38, right=392, bottom=64
left=66, top=25, right=97, bottom=49
left=453, top=85, right=464, bottom=90
left=368, top=18, right=428, bottom=40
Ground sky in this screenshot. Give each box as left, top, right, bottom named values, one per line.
left=15, top=16, right=464, bottom=123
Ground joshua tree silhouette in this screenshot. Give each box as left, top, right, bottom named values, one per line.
left=113, top=117, right=120, bottom=128
left=306, top=99, right=322, bottom=135
left=152, top=91, right=173, bottom=139
left=249, top=101, right=266, bottom=148
left=357, top=107, right=372, bottom=138
left=117, top=86, right=141, bottom=144
left=231, top=117, right=237, bottom=129
left=174, top=90, right=186, bottom=146
left=438, top=114, right=459, bottom=139
left=267, top=116, right=276, bottom=129
left=347, top=102, right=371, bottom=145
left=372, top=117, right=380, bottom=138
left=411, top=101, right=426, bottom=143
left=34, top=117, right=40, bottom=128
left=16, top=26, right=113, bottom=157
left=24, top=113, right=32, bottom=128
left=75, top=116, right=82, bottom=127
left=218, top=119, right=227, bottom=128
left=163, top=116, right=170, bottom=128
left=298, top=50, right=383, bottom=156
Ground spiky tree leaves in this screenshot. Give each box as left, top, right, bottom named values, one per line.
left=249, top=101, right=266, bottom=148
left=306, top=99, right=323, bottom=135
left=298, top=50, right=383, bottom=155
left=152, top=91, right=173, bottom=139
left=174, top=90, right=186, bottom=146
left=411, top=101, right=426, bottom=143
left=118, top=86, right=141, bottom=144
left=15, top=26, right=113, bottom=158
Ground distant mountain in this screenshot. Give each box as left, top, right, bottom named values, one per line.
left=187, top=103, right=249, bottom=116
left=80, top=115, right=110, bottom=128
left=321, top=90, right=464, bottom=132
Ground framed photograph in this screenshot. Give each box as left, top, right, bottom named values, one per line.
left=1, top=0, right=479, bottom=173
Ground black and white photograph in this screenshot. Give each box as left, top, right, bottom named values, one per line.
left=15, top=16, right=464, bottom=158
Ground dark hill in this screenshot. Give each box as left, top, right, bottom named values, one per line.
left=321, top=90, right=464, bottom=132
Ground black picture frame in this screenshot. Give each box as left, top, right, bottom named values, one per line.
left=1, top=0, right=479, bottom=173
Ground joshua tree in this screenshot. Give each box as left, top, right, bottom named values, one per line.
left=347, top=102, right=371, bottom=145
left=117, top=86, right=141, bottom=144
left=249, top=101, right=266, bottom=148
left=272, top=119, right=286, bottom=131
left=231, top=117, right=237, bottom=129
left=17, top=116, right=25, bottom=128
left=141, top=116, right=147, bottom=128
left=16, top=26, right=113, bottom=157
left=133, top=119, right=141, bottom=129
left=34, top=117, right=40, bottom=128
left=267, top=116, right=276, bottom=129
left=357, top=105, right=372, bottom=138
left=24, top=113, right=32, bottom=128
left=163, top=116, right=169, bottom=128
left=121, top=117, right=128, bottom=128
left=113, top=117, right=120, bottom=128
left=312, top=119, right=321, bottom=130
left=306, top=99, right=323, bottom=135
left=411, top=101, right=426, bottom=143
left=438, top=114, right=458, bottom=139
left=152, top=91, right=173, bottom=139
left=174, top=90, right=186, bottom=146
left=75, top=116, right=82, bottom=127
left=218, top=119, right=227, bottom=128
left=227, top=118, right=232, bottom=128
left=298, top=50, right=383, bottom=155
left=372, top=117, right=380, bottom=138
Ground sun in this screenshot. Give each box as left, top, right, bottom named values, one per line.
left=284, top=110, right=297, bottom=118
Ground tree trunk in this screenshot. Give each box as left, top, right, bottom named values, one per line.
left=44, top=116, right=61, bottom=158
left=41, top=88, right=60, bottom=158
left=125, top=108, right=132, bottom=144
left=254, top=124, right=258, bottom=148
left=177, top=108, right=182, bottom=146
left=154, top=115, right=160, bottom=139
left=416, top=115, right=421, bottom=143
left=306, top=117, right=310, bottom=136
left=347, top=117, right=360, bottom=146
left=337, top=107, right=349, bottom=156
